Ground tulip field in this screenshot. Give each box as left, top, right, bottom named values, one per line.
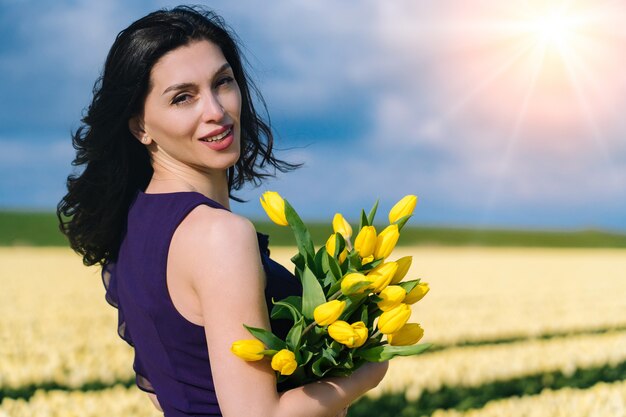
left=1, top=245, right=626, bottom=416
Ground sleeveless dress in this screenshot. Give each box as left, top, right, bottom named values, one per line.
left=101, top=190, right=302, bottom=417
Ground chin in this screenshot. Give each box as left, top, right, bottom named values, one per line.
left=211, top=152, right=240, bottom=172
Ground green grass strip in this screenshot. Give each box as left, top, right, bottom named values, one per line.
left=3, top=359, right=625, bottom=413
left=0, top=211, right=68, bottom=246
left=347, top=360, right=626, bottom=417
left=0, top=378, right=136, bottom=402
left=425, top=325, right=626, bottom=354
left=2, top=210, right=626, bottom=248
left=255, top=222, right=626, bottom=248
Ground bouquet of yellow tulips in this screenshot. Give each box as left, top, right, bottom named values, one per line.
left=231, top=192, right=431, bottom=386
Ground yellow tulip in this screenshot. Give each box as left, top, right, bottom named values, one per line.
left=362, top=255, right=374, bottom=265
left=367, top=261, right=398, bottom=293
left=325, top=233, right=347, bottom=263
left=332, top=213, right=352, bottom=239
left=377, top=285, right=407, bottom=312
left=390, top=256, right=412, bottom=284
left=389, top=194, right=418, bottom=224
left=354, top=226, right=377, bottom=258
left=314, top=299, right=346, bottom=326
left=351, top=321, right=369, bottom=348
left=404, top=282, right=430, bottom=304
left=328, top=320, right=368, bottom=348
left=328, top=321, right=354, bottom=347
left=340, top=272, right=371, bottom=295
left=271, top=349, right=298, bottom=375
left=230, top=339, right=266, bottom=361
left=377, top=303, right=411, bottom=335
left=387, top=323, right=424, bottom=346
left=259, top=191, right=288, bottom=226
left=373, top=224, right=400, bottom=259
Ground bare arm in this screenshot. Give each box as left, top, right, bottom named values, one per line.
left=171, top=206, right=387, bottom=417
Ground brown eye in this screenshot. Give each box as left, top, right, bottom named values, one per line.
left=171, top=93, right=192, bottom=105
left=215, top=76, right=235, bottom=87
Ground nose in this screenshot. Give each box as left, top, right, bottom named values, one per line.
left=202, top=92, right=225, bottom=122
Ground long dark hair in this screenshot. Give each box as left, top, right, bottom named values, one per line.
left=57, top=5, right=299, bottom=267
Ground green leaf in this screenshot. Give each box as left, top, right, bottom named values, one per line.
left=311, top=356, right=335, bottom=377
left=330, top=340, right=343, bottom=352
left=286, top=317, right=305, bottom=351
left=398, top=279, right=421, bottom=294
left=369, top=294, right=383, bottom=303
left=299, top=349, right=314, bottom=366
left=359, top=209, right=369, bottom=230
left=322, top=347, right=340, bottom=366
left=343, top=350, right=355, bottom=369
left=347, top=251, right=362, bottom=270
left=368, top=302, right=383, bottom=318
left=367, top=199, right=379, bottom=225
left=358, top=258, right=383, bottom=273
left=360, top=304, right=369, bottom=324
left=323, top=271, right=336, bottom=288
left=341, top=294, right=368, bottom=320
left=284, top=199, right=315, bottom=259
left=343, top=280, right=370, bottom=296
left=356, top=343, right=432, bottom=362
left=290, top=252, right=305, bottom=273
left=315, top=246, right=327, bottom=273
left=301, top=265, right=327, bottom=320
left=327, top=279, right=342, bottom=297
left=393, top=214, right=412, bottom=231
left=271, top=297, right=303, bottom=322
left=305, top=325, right=326, bottom=346
left=243, top=325, right=286, bottom=351
left=326, top=252, right=342, bottom=282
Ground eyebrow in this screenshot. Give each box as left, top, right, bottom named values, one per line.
left=161, top=63, right=233, bottom=96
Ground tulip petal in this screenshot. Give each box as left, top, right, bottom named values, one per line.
left=389, top=195, right=418, bottom=224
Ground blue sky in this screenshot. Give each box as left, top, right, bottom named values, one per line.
left=1, top=0, right=625, bottom=231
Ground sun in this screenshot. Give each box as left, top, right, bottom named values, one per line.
left=528, top=8, right=579, bottom=50
left=433, top=0, right=626, bottom=134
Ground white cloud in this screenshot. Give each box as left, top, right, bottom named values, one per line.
left=1, top=0, right=624, bottom=227
left=0, top=138, right=74, bottom=166
left=0, top=1, right=131, bottom=76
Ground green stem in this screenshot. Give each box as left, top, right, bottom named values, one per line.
left=302, top=321, right=319, bottom=337
left=301, top=293, right=346, bottom=338
left=328, top=290, right=343, bottom=301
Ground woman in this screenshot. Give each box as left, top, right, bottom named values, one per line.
left=57, top=6, right=387, bottom=417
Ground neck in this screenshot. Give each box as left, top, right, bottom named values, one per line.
left=147, top=160, right=231, bottom=210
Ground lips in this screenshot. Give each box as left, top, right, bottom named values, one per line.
left=198, top=124, right=235, bottom=151
left=199, top=125, right=233, bottom=143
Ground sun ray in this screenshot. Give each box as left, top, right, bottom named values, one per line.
left=480, top=42, right=548, bottom=224
left=435, top=36, right=537, bottom=127
left=557, top=44, right=623, bottom=188
left=556, top=35, right=620, bottom=122
left=422, top=0, right=626, bottom=223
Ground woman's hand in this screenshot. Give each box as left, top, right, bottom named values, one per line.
left=333, top=406, right=348, bottom=417
left=356, top=361, right=389, bottom=390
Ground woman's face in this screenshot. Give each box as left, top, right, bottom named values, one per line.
left=135, top=40, right=242, bottom=175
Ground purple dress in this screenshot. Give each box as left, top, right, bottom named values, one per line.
left=102, top=190, right=302, bottom=416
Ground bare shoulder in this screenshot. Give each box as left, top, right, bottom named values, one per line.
left=171, top=204, right=262, bottom=289
left=177, top=204, right=258, bottom=248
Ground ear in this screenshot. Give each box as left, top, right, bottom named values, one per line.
left=128, top=116, right=152, bottom=145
